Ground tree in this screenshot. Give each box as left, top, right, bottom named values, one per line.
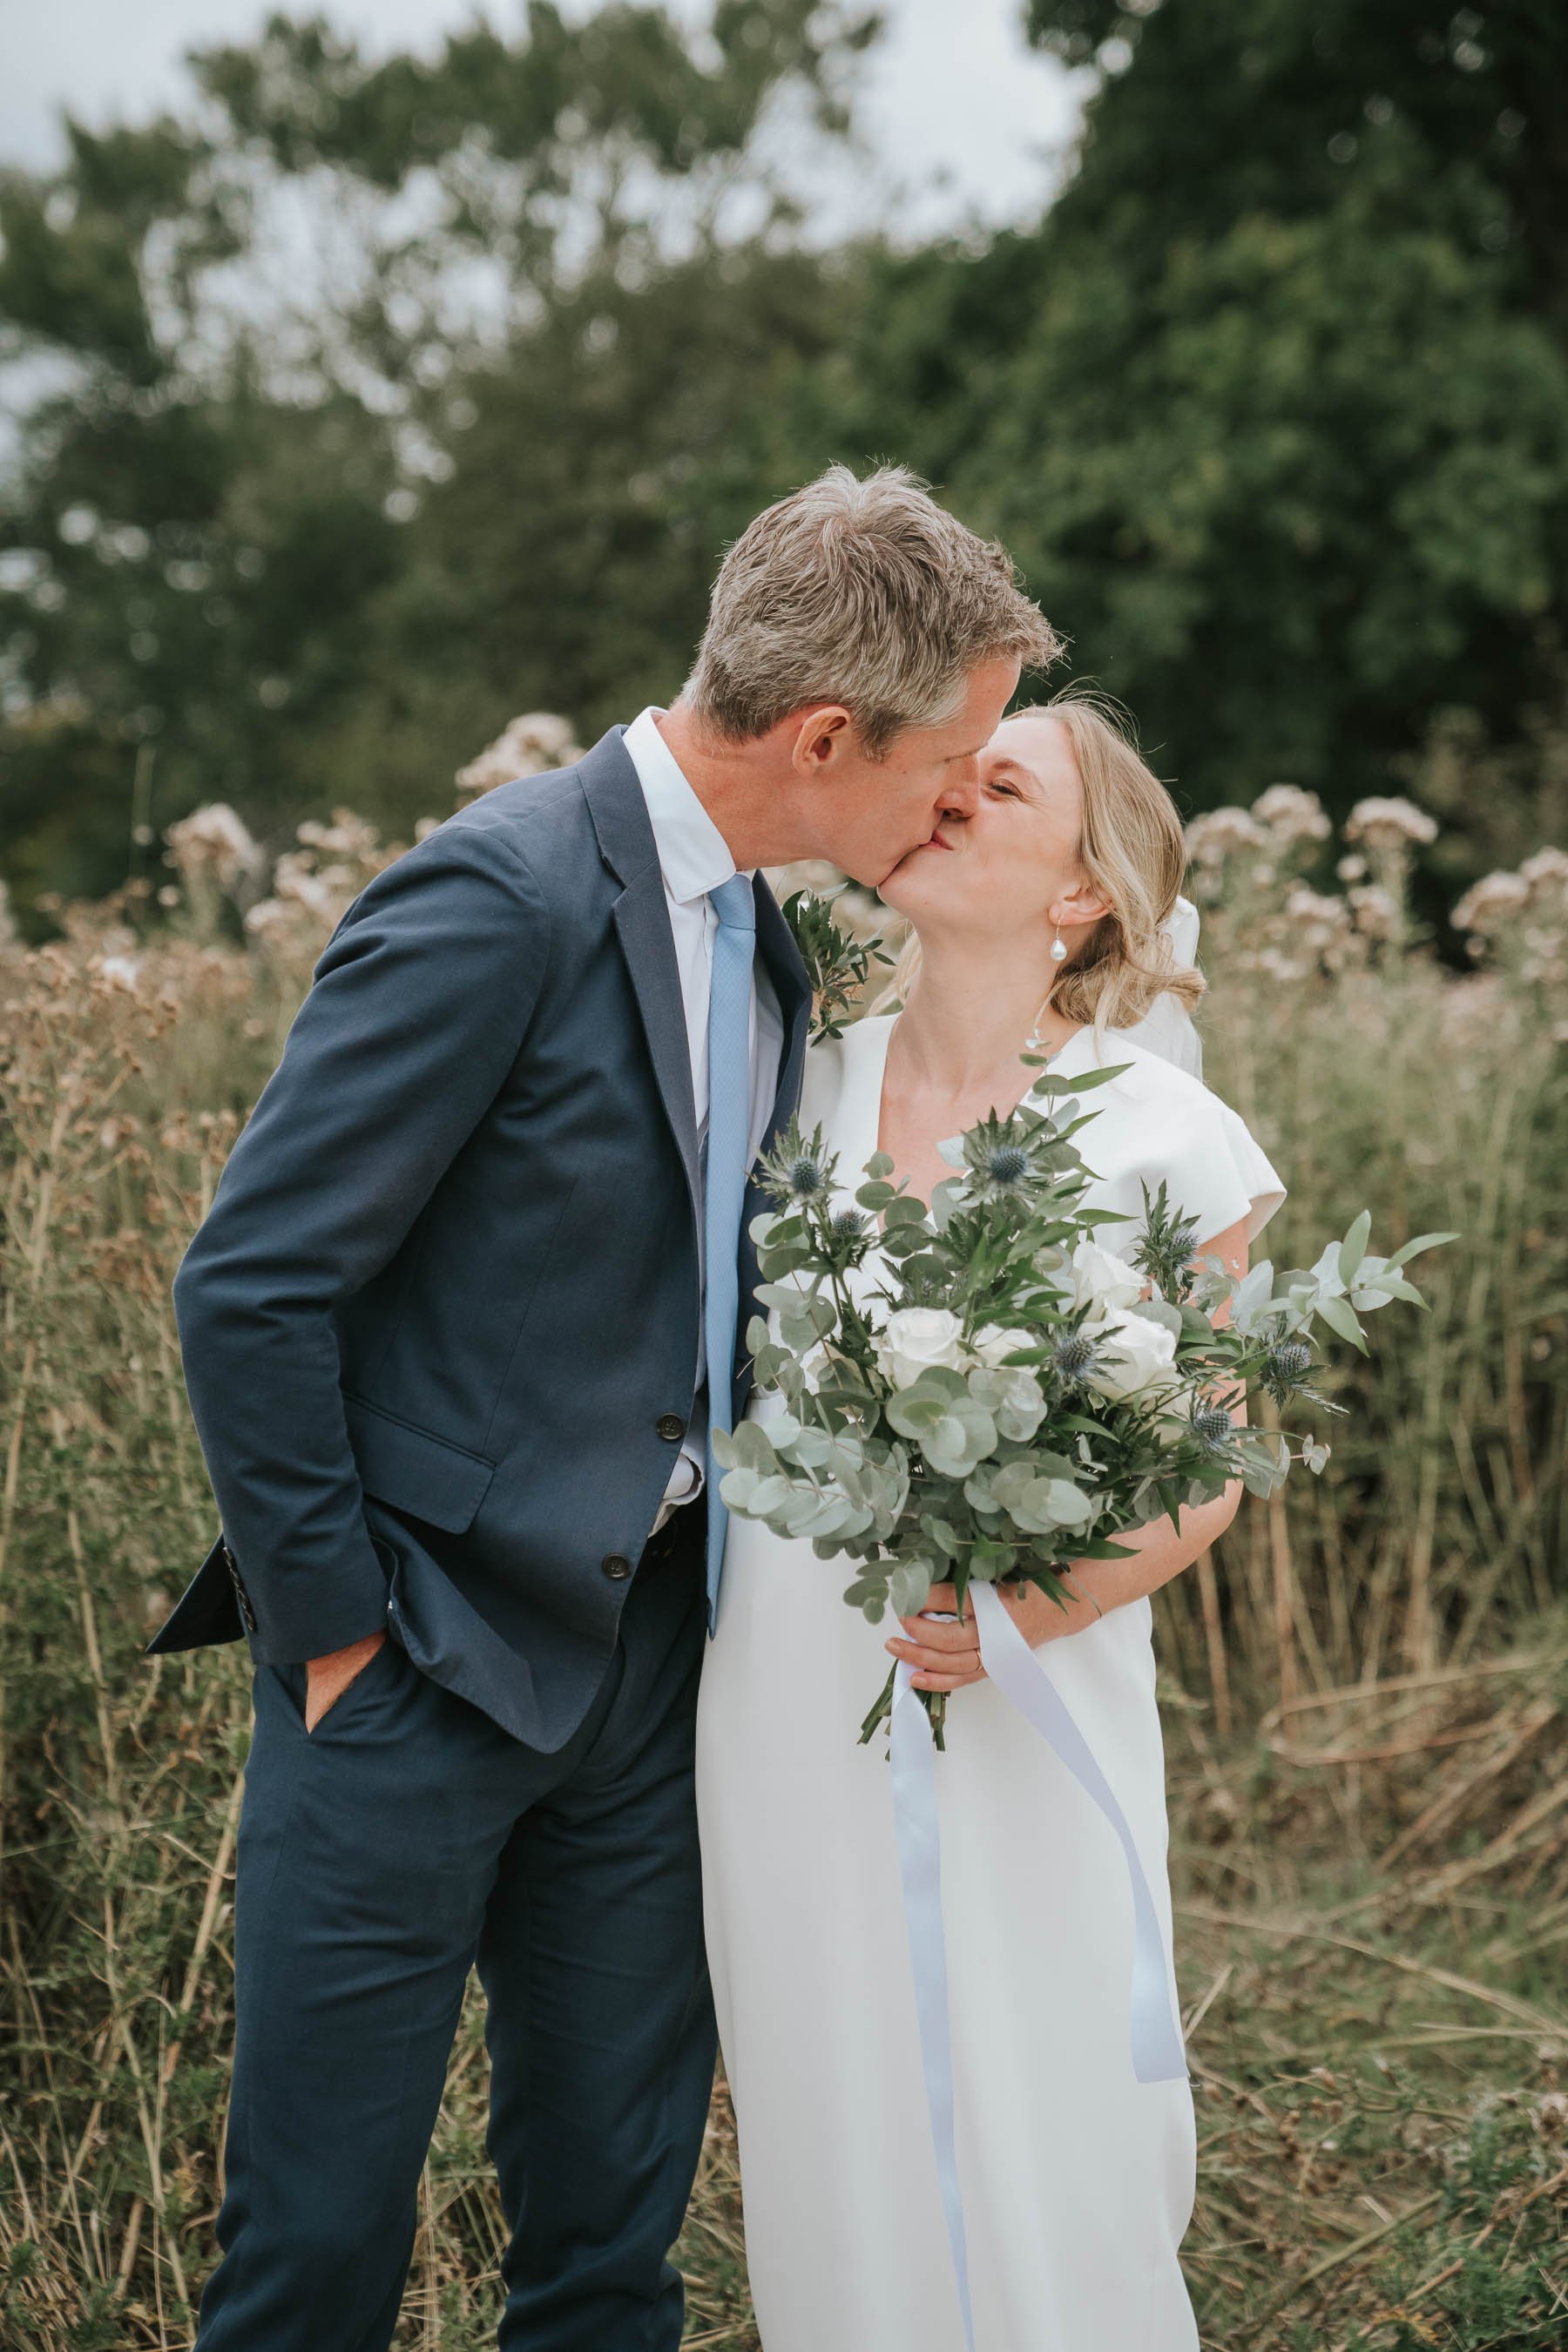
left=0, top=4, right=877, bottom=924
left=765, top=1, right=1568, bottom=849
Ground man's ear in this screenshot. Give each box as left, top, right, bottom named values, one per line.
left=788, top=705, right=855, bottom=775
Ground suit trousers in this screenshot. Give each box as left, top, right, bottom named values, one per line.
left=192, top=1507, right=714, bottom=2350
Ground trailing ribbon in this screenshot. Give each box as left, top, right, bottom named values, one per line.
left=890, top=1656, right=978, bottom=2352
left=890, top=1585, right=1189, bottom=2349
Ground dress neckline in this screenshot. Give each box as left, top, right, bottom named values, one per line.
left=835, top=1012, right=1095, bottom=1204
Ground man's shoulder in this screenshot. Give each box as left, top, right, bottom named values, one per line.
left=434, top=755, right=602, bottom=882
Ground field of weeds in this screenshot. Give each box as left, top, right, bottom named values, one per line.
left=2, top=756, right=1565, bottom=2349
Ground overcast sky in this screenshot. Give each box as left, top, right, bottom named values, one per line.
left=0, top=0, right=1084, bottom=239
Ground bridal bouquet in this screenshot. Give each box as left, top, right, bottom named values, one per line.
left=715, top=1057, right=1452, bottom=1747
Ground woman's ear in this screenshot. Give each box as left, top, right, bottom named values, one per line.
left=1049, top=880, right=1113, bottom=929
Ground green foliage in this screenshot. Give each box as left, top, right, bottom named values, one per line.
left=0, top=5, right=875, bottom=920
left=7, top=2, right=1568, bottom=923
left=768, top=3, right=1568, bottom=829
left=736, top=1076, right=1449, bottom=1745
left=777, top=885, right=892, bottom=1039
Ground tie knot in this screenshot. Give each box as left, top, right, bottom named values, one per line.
left=710, top=874, right=756, bottom=933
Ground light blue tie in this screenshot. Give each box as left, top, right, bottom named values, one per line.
left=703, top=875, right=757, bottom=1630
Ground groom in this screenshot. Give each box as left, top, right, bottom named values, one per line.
left=150, top=463, right=1058, bottom=2349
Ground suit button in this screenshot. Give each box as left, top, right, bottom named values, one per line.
left=657, top=1414, right=686, bottom=1443
left=601, top=1553, right=633, bottom=1581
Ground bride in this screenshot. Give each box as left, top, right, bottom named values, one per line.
left=695, top=690, right=1286, bottom=2351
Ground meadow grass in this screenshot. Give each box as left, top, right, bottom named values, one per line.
left=1, top=787, right=1564, bottom=2348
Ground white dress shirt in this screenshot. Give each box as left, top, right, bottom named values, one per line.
left=622, top=706, right=784, bottom=1515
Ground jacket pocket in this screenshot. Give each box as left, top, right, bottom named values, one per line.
left=342, top=1392, right=497, bottom=1533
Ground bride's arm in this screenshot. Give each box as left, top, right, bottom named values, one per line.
left=887, top=1213, right=1252, bottom=1693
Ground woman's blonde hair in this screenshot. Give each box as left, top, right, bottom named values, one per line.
left=884, top=685, right=1205, bottom=1037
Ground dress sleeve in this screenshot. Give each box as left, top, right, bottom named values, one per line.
left=1159, top=1089, right=1287, bottom=1248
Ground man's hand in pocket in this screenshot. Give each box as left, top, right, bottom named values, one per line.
left=305, top=1629, right=389, bottom=1732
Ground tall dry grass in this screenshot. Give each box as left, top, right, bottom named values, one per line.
left=1, top=763, right=1565, bottom=2348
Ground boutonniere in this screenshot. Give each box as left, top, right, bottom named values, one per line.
left=780, top=886, right=895, bottom=1042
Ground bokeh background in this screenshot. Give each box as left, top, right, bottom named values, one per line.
left=2, top=8, right=1565, bottom=2350
left=3, top=0, right=1568, bottom=922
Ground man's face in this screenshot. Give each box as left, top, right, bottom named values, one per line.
left=804, top=655, right=1022, bottom=890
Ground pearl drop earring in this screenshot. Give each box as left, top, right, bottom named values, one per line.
left=1049, top=924, right=1068, bottom=964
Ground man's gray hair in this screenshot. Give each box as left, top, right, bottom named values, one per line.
left=684, top=464, right=1062, bottom=756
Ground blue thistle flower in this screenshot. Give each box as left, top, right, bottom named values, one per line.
left=785, top=1155, right=827, bottom=1200
left=1054, top=1331, right=1098, bottom=1382
left=1192, top=1402, right=1234, bottom=1450
left=958, top=1112, right=1043, bottom=1202
left=1269, top=1339, right=1313, bottom=1383
left=831, top=1206, right=868, bottom=1240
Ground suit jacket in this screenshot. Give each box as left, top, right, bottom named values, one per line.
left=146, top=727, right=812, bottom=1753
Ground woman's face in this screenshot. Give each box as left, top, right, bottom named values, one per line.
left=879, top=711, right=1100, bottom=944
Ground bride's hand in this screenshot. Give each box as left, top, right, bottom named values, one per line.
left=885, top=1578, right=1073, bottom=1692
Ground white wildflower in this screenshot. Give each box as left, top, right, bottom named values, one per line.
left=1251, top=783, right=1331, bottom=843
left=1348, top=883, right=1401, bottom=939
left=1451, top=869, right=1531, bottom=936
left=165, top=802, right=263, bottom=889
left=456, top=713, right=585, bottom=802
left=1343, top=796, right=1438, bottom=849
left=1185, top=807, right=1266, bottom=868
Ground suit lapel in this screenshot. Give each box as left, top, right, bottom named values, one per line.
left=582, top=729, right=702, bottom=1232
left=612, top=876, right=702, bottom=1229
left=733, top=877, right=813, bottom=1411
left=751, top=874, right=812, bottom=1158
left=580, top=727, right=814, bottom=1409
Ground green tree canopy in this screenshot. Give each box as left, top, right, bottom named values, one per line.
left=3, top=2, right=1565, bottom=929
left=768, top=1, right=1568, bottom=855
left=0, top=3, right=876, bottom=919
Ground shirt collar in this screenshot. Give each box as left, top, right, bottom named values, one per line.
left=623, top=706, right=747, bottom=906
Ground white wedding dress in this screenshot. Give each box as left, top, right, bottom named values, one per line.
left=696, top=1012, right=1286, bottom=2352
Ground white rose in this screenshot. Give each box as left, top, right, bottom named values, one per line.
left=1069, top=1239, right=1146, bottom=1317
left=966, top=1327, right=1047, bottom=1426
left=1084, top=1307, right=1179, bottom=1402
left=875, top=1306, right=966, bottom=1389
left=969, top=1324, right=1036, bottom=1369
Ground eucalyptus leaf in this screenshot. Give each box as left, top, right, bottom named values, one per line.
left=1315, top=1290, right=1369, bottom=1353
left=887, top=1389, right=948, bottom=1438
left=744, top=1474, right=795, bottom=1516
left=1132, top=1297, right=1184, bottom=1337
left=731, top=1422, right=780, bottom=1474
left=1338, top=1208, right=1372, bottom=1288
left=1384, top=1229, right=1458, bottom=1270
left=889, top=1560, right=935, bottom=1619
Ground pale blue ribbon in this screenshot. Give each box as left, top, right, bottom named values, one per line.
left=889, top=1581, right=1189, bottom=2350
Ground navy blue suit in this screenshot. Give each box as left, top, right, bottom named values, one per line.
left=150, top=727, right=810, bottom=2347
